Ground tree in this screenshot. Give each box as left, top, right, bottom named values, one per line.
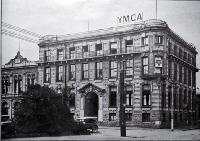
left=14, top=84, right=74, bottom=135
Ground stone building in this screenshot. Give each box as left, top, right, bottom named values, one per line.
left=2, top=19, right=199, bottom=128
left=1, top=51, right=37, bottom=123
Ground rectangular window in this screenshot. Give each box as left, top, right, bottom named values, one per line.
left=110, top=61, right=117, bottom=78
left=109, top=87, right=117, bottom=107
left=82, top=63, right=89, bottom=80
left=95, top=44, right=103, bottom=56
left=179, top=88, right=182, bottom=109
left=174, top=45, right=177, bottom=56
left=57, top=49, right=64, bottom=60
left=184, top=89, right=187, bottom=104
left=179, top=48, right=182, bottom=59
left=168, top=60, right=172, bottom=78
left=174, top=88, right=177, bottom=109
left=188, top=69, right=191, bottom=86
left=125, top=59, right=133, bottom=77
left=179, top=65, right=182, bottom=83
left=70, top=47, right=76, bottom=59
left=155, top=35, right=163, bottom=44
left=126, top=86, right=133, bottom=106
left=125, top=113, right=132, bottom=121
left=109, top=113, right=116, bottom=121
left=126, top=40, right=133, bottom=53
left=44, top=67, right=51, bottom=82
left=184, top=52, right=187, bottom=61
left=82, top=45, right=89, bottom=58
left=162, top=84, right=166, bottom=108
left=188, top=54, right=191, bottom=63
left=142, top=85, right=151, bottom=106
left=154, top=56, right=162, bottom=74
left=95, top=62, right=103, bottom=79
left=142, top=57, right=149, bottom=74
left=110, top=42, right=117, bottom=54
left=142, top=113, right=150, bottom=122
left=174, top=63, right=177, bottom=81
left=69, top=64, right=76, bottom=80
left=184, top=67, right=187, bottom=84
left=44, top=50, right=50, bottom=61
left=142, top=36, right=148, bottom=45
left=56, top=66, right=63, bottom=81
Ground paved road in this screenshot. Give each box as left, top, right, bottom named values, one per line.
left=4, top=126, right=200, bottom=140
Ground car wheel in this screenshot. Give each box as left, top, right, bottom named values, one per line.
left=92, top=125, right=98, bottom=133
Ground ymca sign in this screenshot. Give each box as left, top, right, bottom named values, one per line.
left=117, top=12, right=143, bottom=24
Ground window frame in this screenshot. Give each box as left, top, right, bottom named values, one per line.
left=110, top=61, right=118, bottom=78
left=69, top=64, right=76, bottom=81
left=44, top=67, right=51, bottom=83
left=82, top=45, right=89, bottom=58
left=142, top=57, right=149, bottom=75
left=109, top=86, right=117, bottom=107
left=110, top=42, right=118, bottom=54
left=82, top=63, right=89, bottom=80
left=95, top=62, right=103, bottom=79
left=57, top=48, right=64, bottom=60
left=95, top=43, right=103, bottom=56
left=141, top=36, right=149, bottom=46
left=155, top=35, right=163, bottom=44
left=56, top=65, right=63, bottom=82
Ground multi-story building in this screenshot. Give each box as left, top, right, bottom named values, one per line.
left=1, top=51, right=37, bottom=123
left=2, top=19, right=198, bottom=128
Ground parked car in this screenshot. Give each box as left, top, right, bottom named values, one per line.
left=76, top=117, right=98, bottom=132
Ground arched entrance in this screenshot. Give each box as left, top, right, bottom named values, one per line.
left=84, top=92, right=98, bottom=117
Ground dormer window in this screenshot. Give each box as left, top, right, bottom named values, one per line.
left=15, top=58, right=20, bottom=64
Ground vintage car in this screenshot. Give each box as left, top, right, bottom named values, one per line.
left=76, top=117, right=98, bottom=132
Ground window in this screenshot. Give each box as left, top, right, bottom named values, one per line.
left=69, top=64, right=76, bottom=80
left=184, top=52, right=187, bottom=61
left=110, top=42, right=117, bottom=54
left=179, top=48, right=182, bottom=59
left=162, top=84, right=166, bottom=108
left=188, top=54, right=191, bottom=63
left=168, top=60, right=172, bottom=78
left=162, top=113, right=166, bottom=122
left=188, top=69, right=191, bottom=86
left=1, top=102, right=9, bottom=115
left=142, top=57, right=149, bottom=74
left=56, top=66, right=63, bottom=81
left=14, top=76, right=18, bottom=93
left=2, top=76, right=9, bottom=94
left=82, top=45, right=89, bottom=58
left=82, top=63, right=89, bottom=80
left=184, top=89, right=187, bottom=104
left=154, top=56, right=162, bottom=74
left=109, top=113, right=116, bottom=121
left=69, top=47, right=76, bottom=59
left=142, top=85, right=151, bottom=106
left=179, top=88, right=182, bottom=109
left=44, top=50, right=50, bottom=61
left=155, top=35, right=163, bottom=44
left=69, top=93, right=75, bottom=107
left=126, top=40, right=133, bottom=53
left=95, top=62, right=103, bottom=79
left=125, top=59, right=133, bottom=77
left=125, top=113, right=132, bottom=121
left=174, top=88, right=177, bottom=109
left=179, top=65, right=182, bottom=83
left=142, top=113, right=150, bottom=122
left=18, top=75, right=22, bottom=93
left=174, top=45, right=177, bottom=56
left=44, top=67, right=51, bottom=82
left=174, top=63, right=177, bottom=81
left=168, top=86, right=172, bottom=108
left=109, top=87, right=117, bottom=107
left=57, top=49, right=64, bottom=60
left=184, top=67, right=187, bottom=84
left=167, top=40, right=172, bottom=53
left=95, top=44, right=103, bottom=56
left=142, top=36, right=148, bottom=45
left=125, top=86, right=133, bottom=106
left=110, top=61, right=117, bottom=78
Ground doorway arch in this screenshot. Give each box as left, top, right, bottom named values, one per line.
left=84, top=92, right=98, bottom=117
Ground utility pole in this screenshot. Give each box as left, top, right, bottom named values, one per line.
left=119, top=60, right=126, bottom=137
left=171, top=84, right=174, bottom=131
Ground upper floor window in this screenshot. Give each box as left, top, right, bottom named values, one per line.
left=109, top=86, right=117, bottom=107
left=2, top=76, right=9, bottom=94
left=174, top=63, right=177, bottom=81
left=125, top=86, right=133, bottom=106
left=82, top=45, right=89, bottom=58
left=57, top=49, right=64, bottom=60
left=154, top=56, right=163, bottom=74
left=69, top=64, right=76, bottom=81
left=110, top=61, right=117, bottom=78
left=82, top=63, right=89, bottom=80
left=125, top=59, right=133, bottom=77
left=56, top=65, right=63, bottom=82
left=188, top=54, right=191, bottom=63
left=110, top=42, right=117, bottom=54
left=142, top=36, right=148, bottom=46
left=184, top=67, right=187, bottom=84
left=184, top=51, right=187, bottom=61
left=155, top=35, right=163, bottom=44
left=69, top=47, right=76, bottom=59
left=179, top=48, right=182, bottom=59
left=174, top=45, right=177, bottom=56
left=95, top=62, right=103, bottom=79
left=142, top=85, right=151, bottom=106
left=179, top=65, right=182, bottom=83
left=44, top=67, right=51, bottom=83
left=126, top=40, right=133, bottom=53
left=44, top=50, right=50, bottom=61
left=142, top=57, right=149, bottom=74
left=95, top=44, right=103, bottom=56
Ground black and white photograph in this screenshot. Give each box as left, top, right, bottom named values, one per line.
left=1, top=0, right=200, bottom=140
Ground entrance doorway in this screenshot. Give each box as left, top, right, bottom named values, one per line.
left=84, top=92, right=98, bottom=117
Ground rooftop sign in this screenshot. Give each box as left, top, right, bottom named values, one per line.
left=117, top=12, right=143, bottom=24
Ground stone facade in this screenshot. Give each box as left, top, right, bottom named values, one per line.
left=2, top=19, right=199, bottom=128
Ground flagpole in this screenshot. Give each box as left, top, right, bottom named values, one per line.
left=156, top=0, right=157, bottom=19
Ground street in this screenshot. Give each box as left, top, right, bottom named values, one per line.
left=4, top=126, right=200, bottom=140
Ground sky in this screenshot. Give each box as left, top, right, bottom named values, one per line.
left=2, top=0, right=200, bottom=87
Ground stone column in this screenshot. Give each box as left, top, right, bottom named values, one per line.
left=98, top=96, right=103, bottom=121
left=80, top=96, right=84, bottom=117
left=22, top=74, right=26, bottom=92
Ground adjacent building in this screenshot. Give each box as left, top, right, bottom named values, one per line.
left=2, top=19, right=199, bottom=128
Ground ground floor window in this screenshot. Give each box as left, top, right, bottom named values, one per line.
left=142, top=113, right=150, bottom=122
left=125, top=113, right=132, bottom=121
left=109, top=113, right=116, bottom=121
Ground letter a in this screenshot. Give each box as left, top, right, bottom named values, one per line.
left=137, top=13, right=143, bottom=21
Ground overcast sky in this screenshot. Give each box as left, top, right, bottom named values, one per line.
left=2, top=0, right=200, bottom=87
